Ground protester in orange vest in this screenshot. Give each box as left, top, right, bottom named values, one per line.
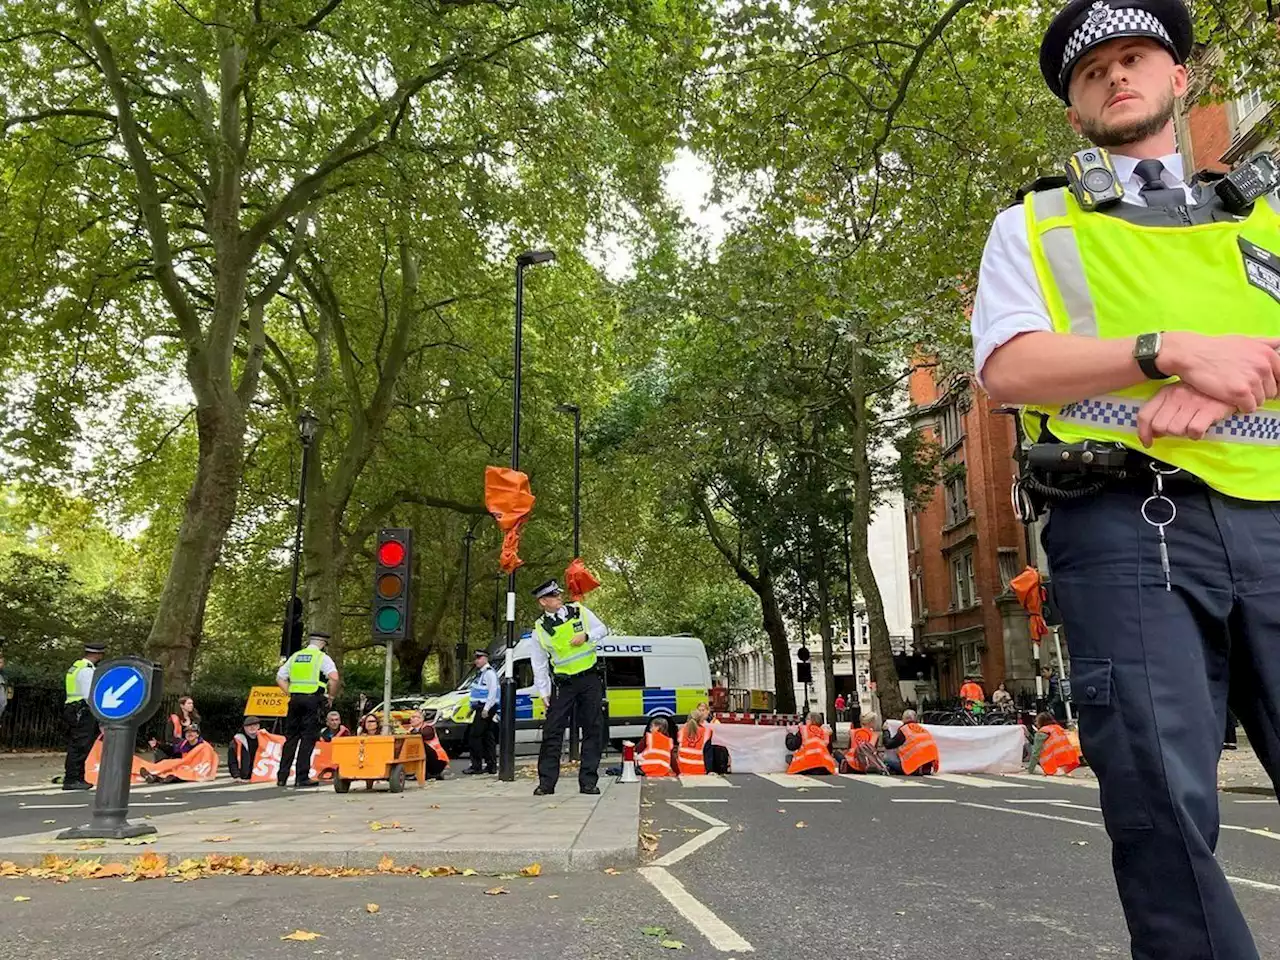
left=139, top=725, right=217, bottom=783
left=228, top=716, right=265, bottom=780
left=148, top=695, right=200, bottom=761
left=638, top=717, right=675, bottom=777
left=843, top=714, right=889, bottom=774
left=319, top=710, right=350, bottom=741
left=959, top=678, right=985, bottom=709
left=883, top=710, right=940, bottom=776
left=677, top=708, right=713, bottom=776
left=406, top=710, right=450, bottom=780
left=786, top=713, right=839, bottom=775
left=1027, top=712, right=1082, bottom=776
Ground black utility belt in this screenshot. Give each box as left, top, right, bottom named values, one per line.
left=1026, top=441, right=1203, bottom=486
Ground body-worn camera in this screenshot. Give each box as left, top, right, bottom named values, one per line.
left=1065, top=148, right=1124, bottom=211
left=1216, top=153, right=1279, bottom=213
left=1025, top=440, right=1132, bottom=475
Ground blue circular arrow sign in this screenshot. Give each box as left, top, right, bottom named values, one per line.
left=92, top=664, right=148, bottom=721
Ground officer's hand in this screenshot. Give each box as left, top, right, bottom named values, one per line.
left=1137, top=382, right=1236, bottom=447
left=1161, top=333, right=1280, bottom=412
left=569, top=633, right=587, bottom=647
left=541, top=695, right=551, bottom=708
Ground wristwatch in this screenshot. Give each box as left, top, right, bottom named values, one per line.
left=1133, top=332, right=1170, bottom=380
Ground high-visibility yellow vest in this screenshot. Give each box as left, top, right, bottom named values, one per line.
left=1022, top=187, right=1280, bottom=500
left=285, top=645, right=325, bottom=694
left=533, top=605, right=597, bottom=677
left=65, top=658, right=92, bottom=703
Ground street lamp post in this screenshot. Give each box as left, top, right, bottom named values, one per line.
left=457, top=529, right=476, bottom=684
left=280, top=409, right=320, bottom=658
left=500, top=248, right=556, bottom=783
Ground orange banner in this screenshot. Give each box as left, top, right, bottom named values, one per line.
left=565, top=557, right=601, bottom=601
left=1010, top=566, right=1050, bottom=641
left=485, top=466, right=535, bottom=573
left=86, top=739, right=217, bottom=785
left=245, top=731, right=336, bottom=783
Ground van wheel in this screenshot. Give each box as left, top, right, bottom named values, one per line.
left=334, top=778, right=351, bottom=794
left=387, top=764, right=405, bottom=794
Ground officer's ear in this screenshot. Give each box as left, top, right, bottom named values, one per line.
left=1066, top=104, right=1084, bottom=138
left=1171, top=64, right=1187, bottom=99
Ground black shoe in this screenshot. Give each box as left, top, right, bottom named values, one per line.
left=277, top=779, right=289, bottom=787
left=61, top=781, right=92, bottom=791
left=484, top=768, right=496, bottom=775
left=1224, top=742, right=1238, bottom=751
left=464, top=768, right=485, bottom=775
left=295, top=779, right=321, bottom=788
left=580, top=785, right=601, bottom=795
left=533, top=786, right=555, bottom=796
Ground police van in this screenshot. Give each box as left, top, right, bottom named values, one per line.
left=422, top=634, right=710, bottom=755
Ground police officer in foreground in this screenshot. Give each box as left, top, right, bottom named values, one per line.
left=529, top=579, right=608, bottom=796
left=62, top=641, right=105, bottom=790
left=275, top=630, right=340, bottom=788
left=973, top=2, right=1280, bottom=956
left=464, top=649, right=499, bottom=775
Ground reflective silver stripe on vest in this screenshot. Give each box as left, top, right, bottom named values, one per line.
left=1058, top=394, right=1280, bottom=446
left=1031, top=190, right=1098, bottom=337
left=552, top=645, right=596, bottom=668
left=1266, top=192, right=1280, bottom=215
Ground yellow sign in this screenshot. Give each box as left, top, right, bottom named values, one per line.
left=749, top=689, right=771, bottom=711
left=245, top=686, right=288, bottom=718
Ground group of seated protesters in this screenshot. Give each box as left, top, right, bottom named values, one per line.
left=634, top=706, right=944, bottom=778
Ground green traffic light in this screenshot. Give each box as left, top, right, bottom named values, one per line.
left=375, top=606, right=402, bottom=633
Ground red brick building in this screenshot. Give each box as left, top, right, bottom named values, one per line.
left=903, top=366, right=1043, bottom=700
left=1175, top=44, right=1276, bottom=173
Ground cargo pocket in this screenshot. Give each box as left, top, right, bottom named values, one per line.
left=1072, top=658, right=1152, bottom=831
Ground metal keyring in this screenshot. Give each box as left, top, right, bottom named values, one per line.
left=1141, top=494, right=1177, bottom=527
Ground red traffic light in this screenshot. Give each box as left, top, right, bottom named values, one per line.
left=377, top=540, right=406, bottom=567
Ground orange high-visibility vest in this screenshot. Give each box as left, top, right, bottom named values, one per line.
left=424, top=732, right=449, bottom=765
left=677, top=726, right=710, bottom=775
left=898, top=722, right=940, bottom=775
left=960, top=682, right=984, bottom=703
left=640, top=731, right=675, bottom=777
left=852, top=727, right=878, bottom=747
left=788, top=724, right=836, bottom=775
left=1039, top=724, right=1081, bottom=776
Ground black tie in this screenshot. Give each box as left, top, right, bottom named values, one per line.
left=1134, top=158, right=1184, bottom=210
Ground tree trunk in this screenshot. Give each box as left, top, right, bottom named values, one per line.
left=758, top=566, right=796, bottom=714
left=395, top=643, right=429, bottom=693
left=145, top=391, right=246, bottom=690
left=847, top=514, right=905, bottom=719
left=814, top=526, right=837, bottom=725
left=303, top=498, right=344, bottom=654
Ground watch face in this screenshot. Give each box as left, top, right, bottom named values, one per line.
left=1135, top=333, right=1159, bottom=358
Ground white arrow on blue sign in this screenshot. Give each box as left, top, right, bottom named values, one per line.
left=92, top=664, right=148, bottom=721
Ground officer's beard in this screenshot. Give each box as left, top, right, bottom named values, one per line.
left=1078, top=86, right=1176, bottom=149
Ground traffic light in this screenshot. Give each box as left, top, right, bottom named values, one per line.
left=796, top=646, right=812, bottom=684
left=372, top=528, right=413, bottom=641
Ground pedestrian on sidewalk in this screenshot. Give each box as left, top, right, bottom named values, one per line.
left=0, top=651, right=10, bottom=743
left=834, top=693, right=847, bottom=722
left=464, top=649, right=499, bottom=775
left=974, top=0, right=1280, bottom=954
left=276, top=630, right=340, bottom=789
left=62, top=641, right=105, bottom=791
left=530, top=580, right=608, bottom=796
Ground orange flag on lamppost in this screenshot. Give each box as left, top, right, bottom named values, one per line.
left=565, top=557, right=601, bottom=601
left=1010, top=566, right=1050, bottom=641
left=484, top=466, right=535, bottom=573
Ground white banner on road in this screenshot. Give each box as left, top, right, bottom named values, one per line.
left=886, top=721, right=1026, bottom=774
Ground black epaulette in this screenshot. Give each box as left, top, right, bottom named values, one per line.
left=1013, top=175, right=1069, bottom=205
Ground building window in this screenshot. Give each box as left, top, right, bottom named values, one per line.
left=938, top=403, right=963, bottom=449
left=951, top=550, right=977, bottom=609
left=1238, top=87, right=1263, bottom=120
left=944, top=473, right=968, bottom=526
left=910, top=511, right=920, bottom=551
left=998, top=547, right=1020, bottom=588
left=912, top=568, right=925, bottom=619
left=960, top=642, right=981, bottom=674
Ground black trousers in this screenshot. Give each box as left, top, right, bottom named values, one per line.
left=1045, top=483, right=1280, bottom=960
left=537, top=669, right=603, bottom=791
left=468, top=706, right=496, bottom=772
left=63, top=701, right=96, bottom=783
left=280, top=691, right=326, bottom=784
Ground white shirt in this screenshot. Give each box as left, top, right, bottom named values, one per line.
left=72, top=664, right=94, bottom=701
left=971, top=152, right=1194, bottom=385
left=275, top=644, right=338, bottom=686
left=473, top=666, right=500, bottom=710
left=529, top=604, right=609, bottom=700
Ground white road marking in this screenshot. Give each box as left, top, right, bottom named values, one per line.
left=837, top=775, right=933, bottom=788
left=890, top=798, right=956, bottom=804
left=1231, top=799, right=1276, bottom=805
left=127, top=801, right=188, bottom=808
left=931, top=773, right=1038, bottom=789
left=671, top=798, right=729, bottom=804
left=1221, top=824, right=1280, bottom=842
left=14, top=803, right=88, bottom=810
left=639, top=867, right=754, bottom=953
left=960, top=801, right=1104, bottom=830
left=999, top=772, right=1099, bottom=789
left=1227, top=876, right=1280, bottom=893
left=755, top=773, right=833, bottom=788
left=668, top=800, right=728, bottom=827
left=653, top=826, right=729, bottom=867
left=0, top=784, right=55, bottom=795
left=679, top=774, right=736, bottom=788
left=1007, top=799, right=1079, bottom=805
left=775, top=798, right=841, bottom=803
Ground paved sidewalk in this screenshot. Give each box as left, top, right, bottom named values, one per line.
left=0, top=775, right=640, bottom=873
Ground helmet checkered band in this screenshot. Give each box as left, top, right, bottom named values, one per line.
left=1061, top=2, right=1172, bottom=82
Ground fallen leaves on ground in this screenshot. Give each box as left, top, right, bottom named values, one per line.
left=519, top=863, right=542, bottom=877
left=484, top=887, right=508, bottom=896
left=548, top=894, right=560, bottom=899
left=660, top=940, right=686, bottom=950
left=603, top=867, right=621, bottom=875
left=366, top=903, right=380, bottom=914
left=203, top=836, right=232, bottom=844
left=641, top=926, right=668, bottom=937
left=640, top=832, right=660, bottom=853
left=795, top=822, right=807, bottom=829
left=13, top=896, right=30, bottom=902
left=281, top=930, right=322, bottom=941
left=1071, top=840, right=1089, bottom=846
left=41, top=820, right=55, bottom=825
